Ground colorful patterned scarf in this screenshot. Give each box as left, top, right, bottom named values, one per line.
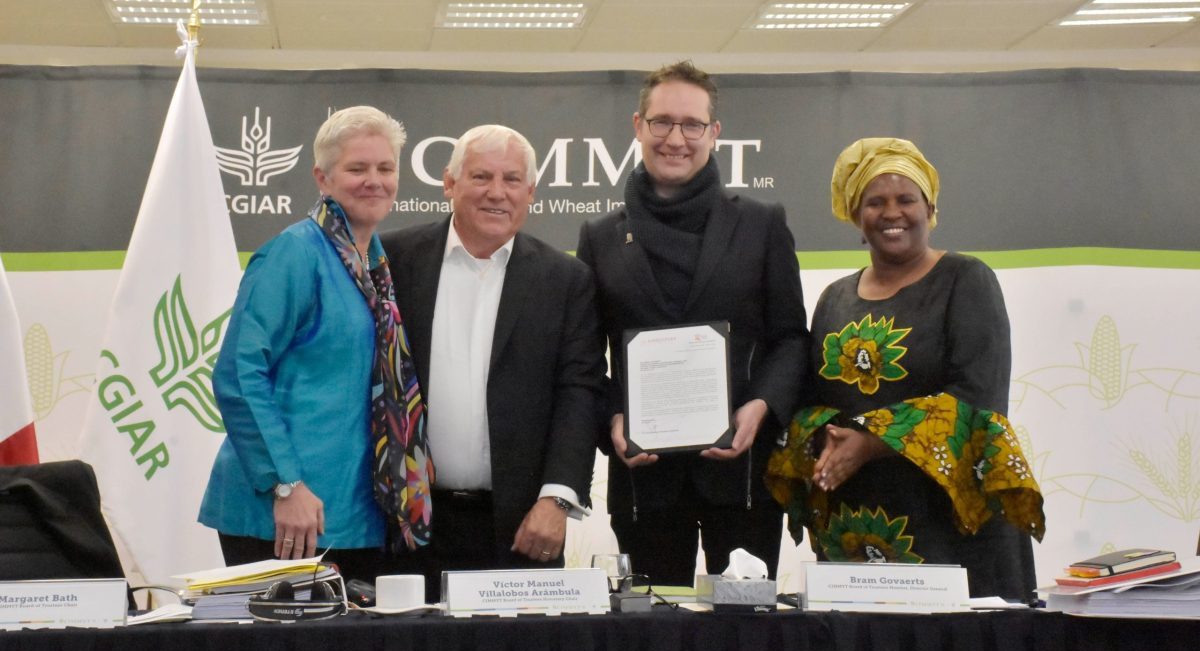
left=310, top=197, right=434, bottom=550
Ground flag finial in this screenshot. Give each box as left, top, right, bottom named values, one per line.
left=187, top=0, right=203, bottom=44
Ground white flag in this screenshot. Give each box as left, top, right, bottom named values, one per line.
left=0, top=257, right=40, bottom=466
left=77, top=35, right=240, bottom=585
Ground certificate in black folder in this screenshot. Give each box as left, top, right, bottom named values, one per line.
left=622, top=321, right=733, bottom=456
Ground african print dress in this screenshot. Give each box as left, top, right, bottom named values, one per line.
left=766, top=252, right=1045, bottom=600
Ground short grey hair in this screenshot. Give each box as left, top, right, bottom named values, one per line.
left=445, top=124, right=537, bottom=184
left=313, top=106, right=407, bottom=174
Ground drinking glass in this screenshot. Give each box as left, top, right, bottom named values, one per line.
left=591, top=553, right=632, bottom=593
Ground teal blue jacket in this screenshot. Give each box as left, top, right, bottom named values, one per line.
left=199, top=219, right=385, bottom=549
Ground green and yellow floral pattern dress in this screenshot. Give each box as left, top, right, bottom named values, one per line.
left=766, top=253, right=1045, bottom=600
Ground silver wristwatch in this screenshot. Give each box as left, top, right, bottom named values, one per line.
left=274, top=480, right=301, bottom=499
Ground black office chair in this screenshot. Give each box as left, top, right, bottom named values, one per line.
left=0, top=460, right=126, bottom=581
left=0, top=460, right=187, bottom=610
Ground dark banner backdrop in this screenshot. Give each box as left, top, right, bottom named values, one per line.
left=2, top=66, right=1199, bottom=255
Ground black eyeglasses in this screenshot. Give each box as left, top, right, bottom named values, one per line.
left=644, top=118, right=710, bottom=140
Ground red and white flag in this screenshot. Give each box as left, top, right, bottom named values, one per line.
left=0, top=256, right=40, bottom=466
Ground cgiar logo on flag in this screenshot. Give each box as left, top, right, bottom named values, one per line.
left=94, top=275, right=232, bottom=480
left=149, top=275, right=232, bottom=433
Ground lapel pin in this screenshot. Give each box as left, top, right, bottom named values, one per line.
left=625, top=232, right=633, bottom=244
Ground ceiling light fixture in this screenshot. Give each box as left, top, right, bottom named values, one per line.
left=1077, top=6, right=1200, bottom=12
left=750, top=2, right=909, bottom=30
left=437, top=2, right=586, bottom=29
left=1091, top=0, right=1200, bottom=4
left=1061, top=15, right=1194, bottom=24
left=104, top=0, right=267, bottom=26
left=1059, top=1, right=1199, bottom=26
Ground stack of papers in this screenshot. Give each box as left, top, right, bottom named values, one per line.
left=1043, top=562, right=1200, bottom=618
left=172, top=557, right=339, bottom=621
left=127, top=603, right=194, bottom=626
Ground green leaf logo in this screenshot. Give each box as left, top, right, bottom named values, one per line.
left=819, top=314, right=911, bottom=395
left=817, top=503, right=923, bottom=564
left=148, top=275, right=232, bottom=433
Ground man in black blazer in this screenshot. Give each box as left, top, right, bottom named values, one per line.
left=381, top=125, right=605, bottom=600
left=576, top=62, right=810, bottom=586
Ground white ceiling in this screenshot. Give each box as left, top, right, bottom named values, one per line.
left=1, top=0, right=1198, bottom=72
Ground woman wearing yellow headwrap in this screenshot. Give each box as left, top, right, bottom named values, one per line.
left=766, top=137, right=1045, bottom=601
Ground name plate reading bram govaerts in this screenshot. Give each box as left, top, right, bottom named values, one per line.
left=804, top=562, right=970, bottom=614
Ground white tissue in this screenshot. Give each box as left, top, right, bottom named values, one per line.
left=720, top=548, right=769, bottom=580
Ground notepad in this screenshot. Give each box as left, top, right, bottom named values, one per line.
left=1065, top=549, right=1176, bottom=578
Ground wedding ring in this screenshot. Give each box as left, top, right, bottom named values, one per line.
left=540, top=550, right=551, bottom=556
left=283, top=538, right=295, bottom=544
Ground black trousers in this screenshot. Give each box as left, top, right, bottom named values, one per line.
left=609, top=491, right=783, bottom=587
left=391, top=490, right=561, bottom=603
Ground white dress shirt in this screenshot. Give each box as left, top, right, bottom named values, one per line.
left=426, top=217, right=585, bottom=515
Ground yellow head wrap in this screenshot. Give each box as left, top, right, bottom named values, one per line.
left=830, top=137, right=939, bottom=229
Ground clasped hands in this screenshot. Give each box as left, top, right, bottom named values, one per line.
left=811, top=423, right=893, bottom=492
left=611, top=398, right=770, bottom=468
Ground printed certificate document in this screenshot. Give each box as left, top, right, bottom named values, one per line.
left=622, top=322, right=732, bottom=455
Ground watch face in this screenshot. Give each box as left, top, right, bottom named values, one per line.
left=275, top=483, right=293, bottom=499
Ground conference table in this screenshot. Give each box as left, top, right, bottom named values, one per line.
left=3, top=606, right=1198, bottom=651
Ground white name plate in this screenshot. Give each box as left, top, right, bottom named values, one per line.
left=804, top=562, right=970, bottom=614
left=0, top=578, right=127, bottom=630
left=442, top=568, right=609, bottom=617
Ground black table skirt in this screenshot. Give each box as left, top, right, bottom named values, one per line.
left=3, top=607, right=1197, bottom=651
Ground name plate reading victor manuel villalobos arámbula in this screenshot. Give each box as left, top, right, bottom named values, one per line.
left=442, top=568, right=609, bottom=617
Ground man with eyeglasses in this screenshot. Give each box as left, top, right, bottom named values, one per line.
left=576, top=61, right=810, bottom=587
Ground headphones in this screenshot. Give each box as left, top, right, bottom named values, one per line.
left=247, top=579, right=346, bottom=622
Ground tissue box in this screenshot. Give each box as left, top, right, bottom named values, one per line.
left=695, top=575, right=776, bottom=613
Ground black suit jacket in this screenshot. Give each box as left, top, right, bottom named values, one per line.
left=381, top=218, right=606, bottom=549
left=576, top=192, right=810, bottom=513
